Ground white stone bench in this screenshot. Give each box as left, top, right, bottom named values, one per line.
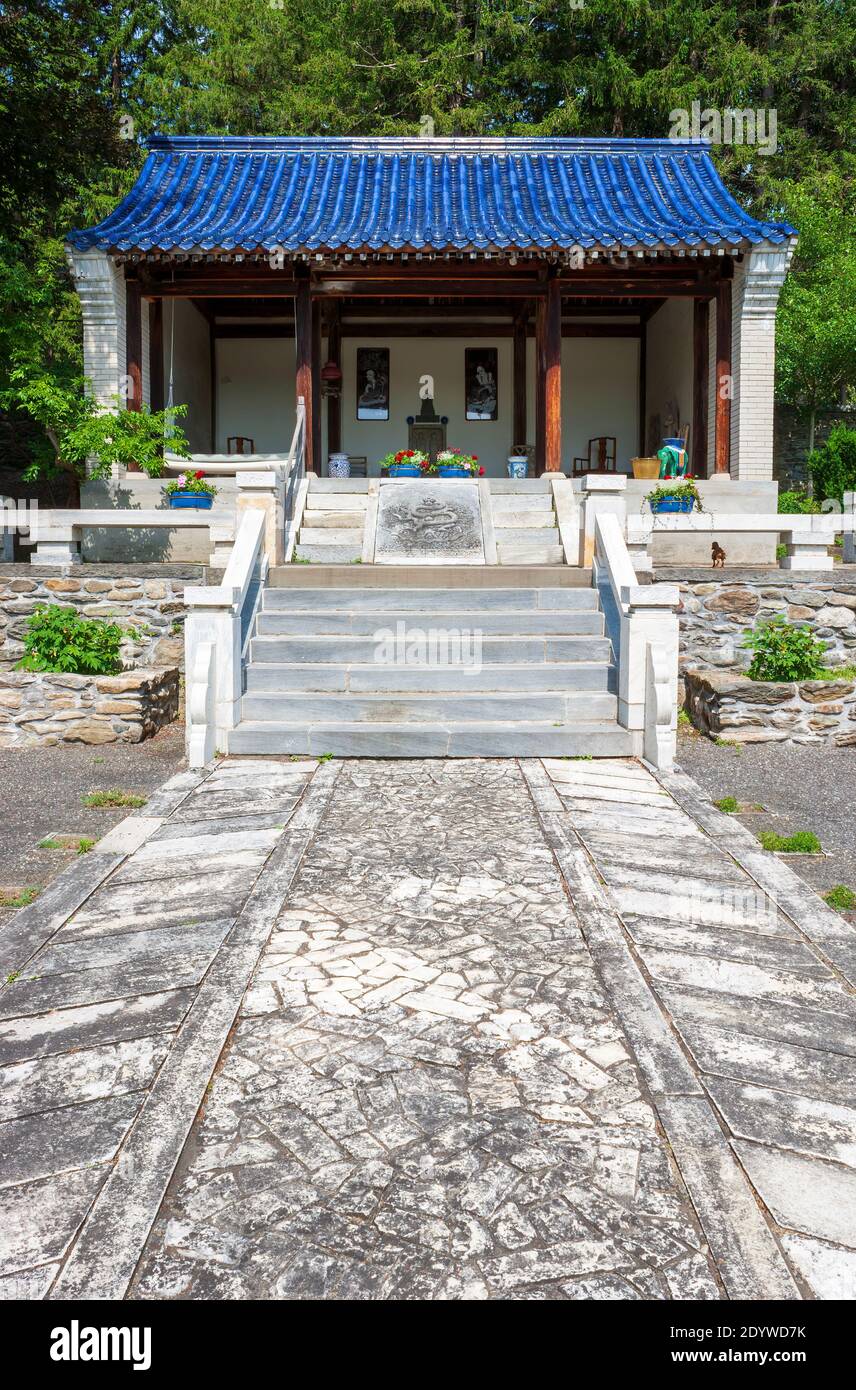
left=7, top=509, right=236, bottom=568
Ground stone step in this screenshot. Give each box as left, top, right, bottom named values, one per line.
left=492, top=511, right=557, bottom=529
left=302, top=510, right=366, bottom=528
left=298, top=528, right=367, bottom=545
left=497, top=543, right=565, bottom=565
left=256, top=610, right=603, bottom=637
left=245, top=661, right=614, bottom=694
left=493, top=526, right=560, bottom=544
left=263, top=586, right=599, bottom=611
left=249, top=633, right=612, bottom=664
left=268, top=565, right=591, bottom=587
left=227, top=719, right=636, bottom=758
left=241, top=690, right=618, bottom=723
left=490, top=495, right=554, bottom=512
left=293, top=543, right=363, bottom=564
left=308, top=478, right=371, bottom=493
left=303, top=493, right=369, bottom=510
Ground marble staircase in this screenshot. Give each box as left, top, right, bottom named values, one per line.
left=227, top=583, right=635, bottom=757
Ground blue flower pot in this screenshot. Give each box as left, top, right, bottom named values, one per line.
left=651, top=496, right=696, bottom=514
left=438, top=465, right=469, bottom=478
left=168, top=492, right=214, bottom=509
left=328, top=454, right=351, bottom=478
left=389, top=464, right=422, bottom=478
left=507, top=457, right=528, bottom=479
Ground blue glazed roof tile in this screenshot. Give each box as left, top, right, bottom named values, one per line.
left=68, top=136, right=795, bottom=254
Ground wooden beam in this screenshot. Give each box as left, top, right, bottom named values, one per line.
left=513, top=309, right=527, bottom=450
left=714, top=278, right=732, bottom=475
left=213, top=324, right=293, bottom=337
left=327, top=301, right=341, bottom=456
left=125, top=279, right=143, bottom=412
left=317, top=278, right=543, bottom=299
left=295, top=273, right=315, bottom=473
left=149, top=300, right=163, bottom=413
left=693, top=299, right=710, bottom=477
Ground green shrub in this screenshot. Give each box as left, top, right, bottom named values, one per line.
left=759, top=830, right=822, bottom=853
left=777, top=489, right=821, bottom=514
left=742, top=616, right=826, bottom=682
left=824, top=884, right=856, bottom=911
left=807, top=425, right=856, bottom=507
left=714, top=796, right=739, bottom=813
left=18, top=604, right=124, bottom=675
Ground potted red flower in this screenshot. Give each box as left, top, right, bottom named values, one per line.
left=163, top=470, right=218, bottom=509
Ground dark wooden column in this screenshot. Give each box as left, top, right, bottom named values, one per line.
left=693, top=299, right=710, bottom=476
left=326, top=301, right=342, bottom=456
left=125, top=279, right=143, bottom=412
left=714, top=278, right=732, bottom=475
left=149, top=300, right=164, bottom=413
left=536, top=274, right=562, bottom=473
left=311, top=295, right=322, bottom=471
left=513, top=308, right=528, bottom=449
left=638, top=319, right=647, bottom=456
left=295, top=271, right=315, bottom=472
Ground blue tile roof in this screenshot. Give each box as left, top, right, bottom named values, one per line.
left=68, top=136, right=795, bottom=254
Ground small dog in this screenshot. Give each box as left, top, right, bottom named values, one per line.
left=711, top=542, right=726, bottom=569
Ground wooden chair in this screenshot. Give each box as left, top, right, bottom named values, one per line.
left=346, top=456, right=368, bottom=477
left=227, top=436, right=255, bottom=455
left=572, top=437, right=617, bottom=476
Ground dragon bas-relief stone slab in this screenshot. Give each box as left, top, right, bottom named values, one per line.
left=374, top=481, right=485, bottom=565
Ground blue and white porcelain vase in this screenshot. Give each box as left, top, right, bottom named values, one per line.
left=507, top=455, right=528, bottom=479
left=328, top=453, right=350, bottom=478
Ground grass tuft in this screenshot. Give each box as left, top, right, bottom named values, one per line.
left=714, top=796, right=740, bottom=813
left=0, top=887, right=40, bottom=909
left=824, top=884, right=856, bottom=912
left=82, top=790, right=147, bottom=809
left=758, top=829, right=822, bottom=854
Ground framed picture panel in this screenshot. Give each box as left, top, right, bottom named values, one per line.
left=465, top=347, right=498, bottom=421
left=356, top=347, right=390, bottom=420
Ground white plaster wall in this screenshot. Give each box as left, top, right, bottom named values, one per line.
left=216, top=337, right=296, bottom=453
left=339, top=336, right=513, bottom=474
left=645, top=299, right=694, bottom=454
left=165, top=301, right=212, bottom=452
left=560, top=338, right=639, bottom=472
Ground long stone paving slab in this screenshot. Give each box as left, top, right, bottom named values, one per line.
left=0, top=757, right=329, bottom=1299
left=533, top=757, right=856, bottom=1301
left=1, top=753, right=852, bottom=1300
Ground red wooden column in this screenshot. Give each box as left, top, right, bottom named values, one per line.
left=311, top=296, right=322, bottom=470
left=693, top=299, right=710, bottom=476
left=534, top=295, right=546, bottom=474
left=714, top=277, right=732, bottom=475
left=513, top=307, right=527, bottom=449
left=539, top=274, right=562, bottom=472
left=295, top=271, right=315, bottom=472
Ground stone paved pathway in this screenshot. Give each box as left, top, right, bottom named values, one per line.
left=0, top=755, right=853, bottom=1300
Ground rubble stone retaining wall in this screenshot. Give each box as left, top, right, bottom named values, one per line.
left=0, top=667, right=179, bottom=747
left=655, top=568, right=856, bottom=679
left=0, top=564, right=203, bottom=672
left=684, top=667, right=856, bottom=746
